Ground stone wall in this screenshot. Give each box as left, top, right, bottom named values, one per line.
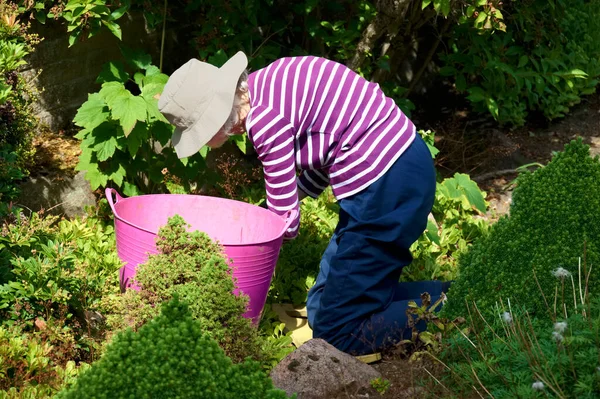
left=22, top=12, right=193, bottom=131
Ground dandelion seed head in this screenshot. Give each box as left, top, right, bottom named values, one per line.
left=554, top=321, right=568, bottom=333
left=502, top=311, right=512, bottom=323
left=532, top=381, right=545, bottom=390
left=552, top=267, right=571, bottom=278
left=552, top=331, right=564, bottom=342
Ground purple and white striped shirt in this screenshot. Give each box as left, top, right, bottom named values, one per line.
left=245, top=56, right=416, bottom=239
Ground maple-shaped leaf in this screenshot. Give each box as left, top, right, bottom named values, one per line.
left=94, top=136, right=118, bottom=162
left=111, top=92, right=147, bottom=136
left=141, top=73, right=168, bottom=98
left=85, top=167, right=109, bottom=190
left=120, top=45, right=152, bottom=71
left=99, top=81, right=127, bottom=108
left=73, top=93, right=109, bottom=130
left=144, top=96, right=168, bottom=123
left=127, top=122, right=149, bottom=157
left=122, top=181, right=141, bottom=197
left=107, top=161, right=127, bottom=187
left=96, top=61, right=129, bottom=84
left=152, top=121, right=174, bottom=146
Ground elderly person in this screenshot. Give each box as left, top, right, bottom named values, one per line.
left=158, top=51, right=450, bottom=356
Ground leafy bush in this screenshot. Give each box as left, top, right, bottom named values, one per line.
left=103, top=215, right=268, bottom=364
left=74, top=47, right=215, bottom=195
left=441, top=0, right=600, bottom=125
left=0, top=324, right=89, bottom=399
left=437, top=262, right=600, bottom=399
left=0, top=1, right=40, bottom=170
left=442, top=138, right=600, bottom=320
left=0, top=146, right=25, bottom=219
left=268, top=188, right=338, bottom=305
left=1, top=214, right=121, bottom=324
left=403, top=130, right=489, bottom=282
left=58, top=296, right=293, bottom=399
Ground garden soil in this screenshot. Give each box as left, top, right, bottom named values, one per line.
left=29, top=91, right=600, bottom=398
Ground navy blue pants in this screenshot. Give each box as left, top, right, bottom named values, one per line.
left=306, top=134, right=442, bottom=355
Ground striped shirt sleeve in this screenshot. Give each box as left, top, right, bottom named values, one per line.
left=297, top=169, right=329, bottom=198
left=246, top=105, right=300, bottom=239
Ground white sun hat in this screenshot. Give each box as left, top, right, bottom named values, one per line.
left=158, top=51, right=248, bottom=159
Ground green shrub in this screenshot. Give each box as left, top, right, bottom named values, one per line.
left=441, top=0, right=600, bottom=125
left=0, top=1, right=40, bottom=170
left=58, top=296, right=293, bottom=399
left=0, top=214, right=121, bottom=324
left=104, top=215, right=267, bottom=364
left=442, top=138, right=600, bottom=320
left=74, top=46, right=216, bottom=196
left=0, top=146, right=25, bottom=219
left=404, top=130, right=489, bottom=282
left=0, top=324, right=89, bottom=399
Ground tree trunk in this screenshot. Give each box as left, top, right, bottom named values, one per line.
left=346, top=0, right=414, bottom=73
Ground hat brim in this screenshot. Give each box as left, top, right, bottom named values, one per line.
left=172, top=52, right=248, bottom=159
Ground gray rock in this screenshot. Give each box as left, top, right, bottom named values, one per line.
left=17, top=171, right=96, bottom=218
left=270, top=339, right=381, bottom=399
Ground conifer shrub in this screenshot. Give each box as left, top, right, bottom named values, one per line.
left=104, top=215, right=265, bottom=363
left=58, top=296, right=293, bottom=399
left=442, top=138, right=600, bottom=320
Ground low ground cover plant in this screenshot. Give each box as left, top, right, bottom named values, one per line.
left=0, top=212, right=122, bottom=397
left=58, top=296, right=293, bottom=399
left=434, top=256, right=600, bottom=399
left=442, top=138, right=600, bottom=321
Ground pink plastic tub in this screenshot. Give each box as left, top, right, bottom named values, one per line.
left=105, top=188, right=296, bottom=322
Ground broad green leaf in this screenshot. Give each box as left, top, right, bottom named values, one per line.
left=453, top=173, right=487, bottom=213
left=152, top=122, right=174, bottom=146
left=122, top=181, right=141, bottom=197
left=229, top=134, right=248, bottom=154
left=84, top=164, right=108, bottom=190
left=439, top=66, right=456, bottom=76
left=73, top=93, right=108, bottom=129
left=486, top=97, right=499, bottom=119
left=94, top=136, right=118, bottom=161
left=476, top=0, right=486, bottom=5
left=199, top=146, right=210, bottom=159
left=99, top=81, right=127, bottom=107
left=467, top=86, right=486, bottom=102
left=517, top=55, right=528, bottom=68
left=425, top=219, right=441, bottom=246
left=120, top=45, right=152, bottom=70
left=111, top=5, right=129, bottom=20
left=96, top=61, right=129, bottom=84
left=144, top=97, right=168, bottom=123
left=127, top=123, right=149, bottom=157
left=134, top=72, right=145, bottom=88
left=422, top=0, right=432, bottom=9
left=102, top=20, right=122, bottom=40
left=111, top=94, right=147, bottom=136
left=108, top=162, right=127, bottom=186
left=208, top=49, right=229, bottom=67
left=145, top=65, right=161, bottom=76
left=440, top=0, right=450, bottom=16
left=466, top=5, right=476, bottom=17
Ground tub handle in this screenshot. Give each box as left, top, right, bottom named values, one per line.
left=105, top=188, right=124, bottom=217
left=281, top=209, right=298, bottom=236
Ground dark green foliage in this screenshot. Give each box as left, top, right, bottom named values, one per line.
left=58, top=296, right=293, bottom=399
left=438, top=298, right=600, bottom=398
left=0, top=146, right=25, bottom=218
left=443, top=138, right=600, bottom=320
left=442, top=0, right=600, bottom=125
left=105, top=215, right=266, bottom=363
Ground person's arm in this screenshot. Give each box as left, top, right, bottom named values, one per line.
left=247, top=107, right=300, bottom=239
left=297, top=169, right=329, bottom=199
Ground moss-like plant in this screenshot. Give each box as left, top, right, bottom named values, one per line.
left=104, top=215, right=265, bottom=363
left=443, top=138, right=600, bottom=320
left=58, top=296, right=293, bottom=399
